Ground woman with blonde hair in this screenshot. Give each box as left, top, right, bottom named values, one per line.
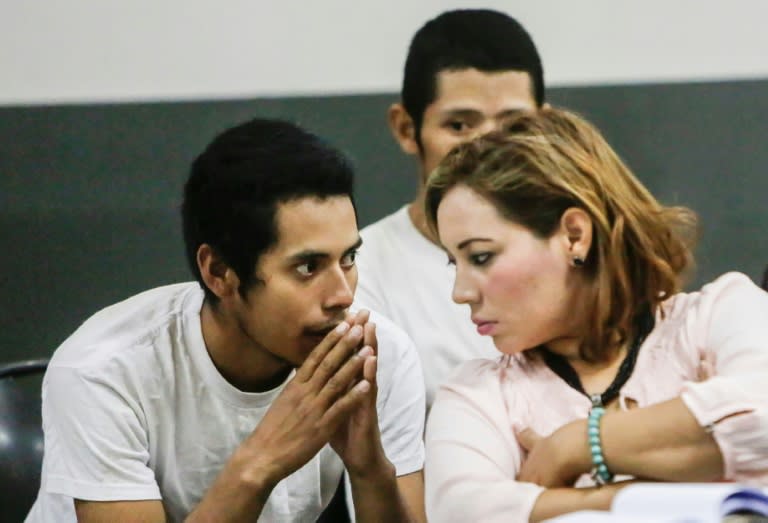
left=423, top=108, right=768, bottom=522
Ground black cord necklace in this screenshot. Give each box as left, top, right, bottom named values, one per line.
left=542, top=309, right=655, bottom=408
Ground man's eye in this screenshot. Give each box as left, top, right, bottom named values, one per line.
left=296, top=261, right=317, bottom=277
left=341, top=250, right=358, bottom=268
left=447, top=120, right=468, bottom=132
left=469, top=252, right=492, bottom=266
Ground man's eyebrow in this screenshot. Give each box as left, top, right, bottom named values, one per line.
left=440, top=108, right=484, bottom=119
left=457, top=237, right=493, bottom=250
left=286, top=250, right=329, bottom=265
left=439, top=108, right=527, bottom=120
left=286, top=237, right=363, bottom=263
left=347, top=237, right=363, bottom=252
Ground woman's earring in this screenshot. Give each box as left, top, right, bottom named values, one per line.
left=572, top=256, right=585, bottom=267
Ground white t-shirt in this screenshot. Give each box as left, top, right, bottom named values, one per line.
left=356, top=206, right=498, bottom=408
left=26, top=282, right=425, bottom=523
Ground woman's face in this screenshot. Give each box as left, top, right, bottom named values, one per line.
left=436, top=185, right=585, bottom=355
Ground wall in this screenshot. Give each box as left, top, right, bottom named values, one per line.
left=1, top=2, right=767, bottom=362
left=3, top=1, right=768, bottom=104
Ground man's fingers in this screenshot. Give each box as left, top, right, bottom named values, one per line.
left=316, top=346, right=372, bottom=407
left=352, top=309, right=370, bottom=326
left=296, top=321, right=351, bottom=382
left=363, top=322, right=377, bottom=355
left=363, top=353, right=377, bottom=383
left=308, top=324, right=363, bottom=386
left=319, top=378, right=371, bottom=428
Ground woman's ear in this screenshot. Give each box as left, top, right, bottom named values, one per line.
left=559, top=208, right=593, bottom=265
left=197, top=244, right=240, bottom=299
left=387, top=103, right=420, bottom=155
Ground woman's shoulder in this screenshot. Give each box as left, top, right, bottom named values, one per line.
left=442, top=355, right=537, bottom=385
left=698, top=271, right=760, bottom=296
left=663, top=271, right=763, bottom=318
left=433, top=355, right=545, bottom=409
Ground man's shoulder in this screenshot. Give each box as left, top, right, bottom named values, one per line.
left=49, top=282, right=201, bottom=371
left=357, top=308, right=420, bottom=378
left=366, top=308, right=413, bottom=348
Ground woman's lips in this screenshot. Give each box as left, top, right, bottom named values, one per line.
left=473, top=320, right=497, bottom=336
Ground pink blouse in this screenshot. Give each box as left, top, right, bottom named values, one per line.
left=425, top=272, right=768, bottom=522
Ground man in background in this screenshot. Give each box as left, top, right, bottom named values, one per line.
left=356, top=9, right=547, bottom=408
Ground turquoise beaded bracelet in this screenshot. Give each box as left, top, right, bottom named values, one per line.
left=587, top=406, right=614, bottom=485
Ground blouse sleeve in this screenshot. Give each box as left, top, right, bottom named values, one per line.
left=425, top=360, right=544, bottom=523
left=679, top=272, right=768, bottom=481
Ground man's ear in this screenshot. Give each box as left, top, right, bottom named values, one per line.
left=559, top=208, right=593, bottom=263
left=387, top=103, right=420, bottom=155
left=197, top=244, right=240, bottom=299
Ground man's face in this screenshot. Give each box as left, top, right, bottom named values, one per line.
left=232, top=195, right=361, bottom=367
left=417, top=68, right=537, bottom=182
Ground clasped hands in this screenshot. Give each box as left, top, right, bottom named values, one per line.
left=238, top=309, right=388, bottom=489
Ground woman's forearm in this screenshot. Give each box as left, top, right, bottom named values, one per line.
left=601, top=397, right=723, bottom=481
left=529, top=484, right=627, bottom=522
left=562, top=397, right=724, bottom=482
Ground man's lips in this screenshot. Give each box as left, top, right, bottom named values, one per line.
left=303, top=322, right=342, bottom=338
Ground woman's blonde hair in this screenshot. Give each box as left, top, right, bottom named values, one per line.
left=424, top=107, right=698, bottom=362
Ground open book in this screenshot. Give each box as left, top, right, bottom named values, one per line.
left=545, top=483, right=768, bottom=523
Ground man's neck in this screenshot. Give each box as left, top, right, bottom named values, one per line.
left=407, top=186, right=440, bottom=246
left=200, top=300, right=292, bottom=393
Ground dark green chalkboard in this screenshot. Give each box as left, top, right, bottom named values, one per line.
left=2, top=79, right=766, bottom=361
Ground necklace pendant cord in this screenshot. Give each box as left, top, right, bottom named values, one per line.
left=542, top=308, right=655, bottom=409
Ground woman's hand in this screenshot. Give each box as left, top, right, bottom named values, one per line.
left=516, top=421, right=591, bottom=488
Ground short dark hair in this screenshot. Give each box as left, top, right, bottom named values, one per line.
left=402, top=9, right=545, bottom=138
left=182, top=118, right=356, bottom=302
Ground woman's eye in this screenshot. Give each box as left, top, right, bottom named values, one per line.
left=469, top=252, right=492, bottom=266
left=341, top=250, right=358, bottom=268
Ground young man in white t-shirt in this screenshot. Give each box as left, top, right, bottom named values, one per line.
left=27, top=119, right=426, bottom=522
left=356, top=9, right=547, bottom=408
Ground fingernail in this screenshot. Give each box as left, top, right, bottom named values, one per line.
left=357, top=346, right=373, bottom=358
left=335, top=322, right=350, bottom=334
left=355, top=380, right=370, bottom=393
left=349, top=325, right=362, bottom=338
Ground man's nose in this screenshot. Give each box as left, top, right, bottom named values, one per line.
left=324, top=267, right=355, bottom=309
left=469, top=120, right=501, bottom=142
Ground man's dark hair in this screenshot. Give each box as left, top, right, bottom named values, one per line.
left=402, top=9, right=545, bottom=140
left=182, top=118, right=356, bottom=302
